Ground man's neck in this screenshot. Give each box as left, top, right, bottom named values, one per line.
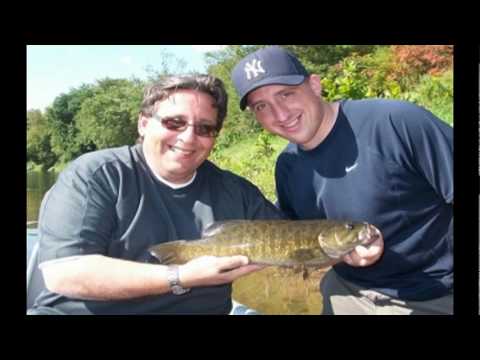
left=301, top=100, right=340, bottom=150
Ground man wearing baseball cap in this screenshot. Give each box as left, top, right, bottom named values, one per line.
left=231, top=46, right=453, bottom=315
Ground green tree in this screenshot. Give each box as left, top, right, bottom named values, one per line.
left=75, top=78, right=144, bottom=149
left=44, top=84, right=96, bottom=164
left=284, top=45, right=380, bottom=77
left=27, top=109, right=57, bottom=169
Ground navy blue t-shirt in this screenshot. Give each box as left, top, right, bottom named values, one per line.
left=35, top=144, right=283, bottom=314
left=275, top=99, right=453, bottom=301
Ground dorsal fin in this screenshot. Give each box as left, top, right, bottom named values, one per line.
left=202, top=220, right=245, bottom=238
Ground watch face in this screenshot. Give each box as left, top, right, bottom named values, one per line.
left=167, top=265, right=190, bottom=295
left=172, top=285, right=190, bottom=295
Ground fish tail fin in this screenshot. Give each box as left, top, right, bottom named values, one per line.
left=149, top=240, right=189, bottom=264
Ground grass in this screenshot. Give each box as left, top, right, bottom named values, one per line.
left=215, top=135, right=288, bottom=164
left=209, top=135, right=288, bottom=202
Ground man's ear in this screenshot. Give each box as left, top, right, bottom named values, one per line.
left=307, top=74, right=323, bottom=97
left=138, top=113, right=149, bottom=136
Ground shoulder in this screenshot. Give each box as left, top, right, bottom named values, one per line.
left=66, top=146, right=134, bottom=174
left=72, top=145, right=133, bottom=169
left=343, top=99, right=441, bottom=124
left=59, top=145, right=138, bottom=189
left=342, top=98, right=418, bottom=119
left=342, top=99, right=451, bottom=137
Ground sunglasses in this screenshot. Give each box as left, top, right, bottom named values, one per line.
left=153, top=114, right=219, bottom=138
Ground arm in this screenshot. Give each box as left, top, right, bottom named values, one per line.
left=41, top=254, right=263, bottom=301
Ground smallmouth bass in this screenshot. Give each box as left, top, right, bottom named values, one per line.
left=149, top=219, right=381, bottom=268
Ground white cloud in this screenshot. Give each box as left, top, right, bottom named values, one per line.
left=191, top=45, right=227, bottom=53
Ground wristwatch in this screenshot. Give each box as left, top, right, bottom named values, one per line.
left=166, top=265, right=191, bottom=295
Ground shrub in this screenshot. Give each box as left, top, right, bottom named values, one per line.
left=400, top=70, right=453, bottom=125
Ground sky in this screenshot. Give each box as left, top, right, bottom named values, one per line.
left=27, top=45, right=227, bottom=111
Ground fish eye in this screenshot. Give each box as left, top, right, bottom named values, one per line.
left=345, top=223, right=354, bottom=230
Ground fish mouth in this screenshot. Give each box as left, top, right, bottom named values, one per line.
left=359, top=223, right=381, bottom=246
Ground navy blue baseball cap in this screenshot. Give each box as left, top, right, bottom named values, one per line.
left=231, top=46, right=309, bottom=110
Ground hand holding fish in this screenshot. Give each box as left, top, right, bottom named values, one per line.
left=342, top=228, right=384, bottom=267
left=178, top=255, right=267, bottom=288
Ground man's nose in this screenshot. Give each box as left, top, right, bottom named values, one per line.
left=272, top=102, right=290, bottom=123
left=176, top=124, right=197, bottom=142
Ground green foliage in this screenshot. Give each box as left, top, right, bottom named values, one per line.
left=284, top=45, right=380, bottom=77
left=320, top=46, right=452, bottom=125
left=210, top=131, right=287, bottom=202
left=27, top=109, right=57, bottom=169
left=321, top=56, right=370, bottom=100
left=75, top=78, right=144, bottom=149
left=322, top=47, right=402, bottom=101
left=400, top=70, right=453, bottom=125
left=44, top=84, right=96, bottom=164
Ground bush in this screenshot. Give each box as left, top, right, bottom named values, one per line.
left=400, top=70, right=453, bottom=125
left=210, top=130, right=282, bottom=202
left=321, top=47, right=404, bottom=101
left=391, top=45, right=453, bottom=78
left=321, top=55, right=370, bottom=101
left=320, top=47, right=452, bottom=126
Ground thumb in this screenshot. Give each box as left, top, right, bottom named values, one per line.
left=354, top=245, right=370, bottom=257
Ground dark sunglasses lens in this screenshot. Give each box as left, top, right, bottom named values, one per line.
left=196, top=125, right=218, bottom=137
left=162, top=118, right=186, bottom=130
left=160, top=117, right=218, bottom=137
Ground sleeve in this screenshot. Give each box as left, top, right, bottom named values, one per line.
left=389, top=102, right=453, bottom=203
left=38, top=159, right=118, bottom=264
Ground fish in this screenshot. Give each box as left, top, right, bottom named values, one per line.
left=149, top=219, right=381, bottom=270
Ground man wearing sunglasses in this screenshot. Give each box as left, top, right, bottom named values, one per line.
left=30, top=75, right=283, bottom=315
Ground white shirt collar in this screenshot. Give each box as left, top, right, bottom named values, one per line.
left=153, top=171, right=197, bottom=189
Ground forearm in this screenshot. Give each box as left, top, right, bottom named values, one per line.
left=41, top=254, right=264, bottom=301
left=41, top=255, right=171, bottom=301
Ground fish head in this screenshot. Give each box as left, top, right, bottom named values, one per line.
left=317, top=221, right=381, bottom=259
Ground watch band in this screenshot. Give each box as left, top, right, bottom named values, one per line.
left=166, top=265, right=190, bottom=295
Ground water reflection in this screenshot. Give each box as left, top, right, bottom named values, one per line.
left=232, top=266, right=327, bottom=315
left=27, top=171, right=57, bottom=222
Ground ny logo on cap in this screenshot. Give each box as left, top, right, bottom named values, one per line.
left=244, top=59, right=265, bottom=80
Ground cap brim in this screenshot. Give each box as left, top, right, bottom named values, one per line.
left=239, top=75, right=306, bottom=110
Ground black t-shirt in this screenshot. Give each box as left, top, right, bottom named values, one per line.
left=276, top=99, right=453, bottom=301
left=35, top=144, right=283, bottom=314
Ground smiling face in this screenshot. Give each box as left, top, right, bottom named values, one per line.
left=138, top=89, right=218, bottom=184
left=246, top=75, right=334, bottom=150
